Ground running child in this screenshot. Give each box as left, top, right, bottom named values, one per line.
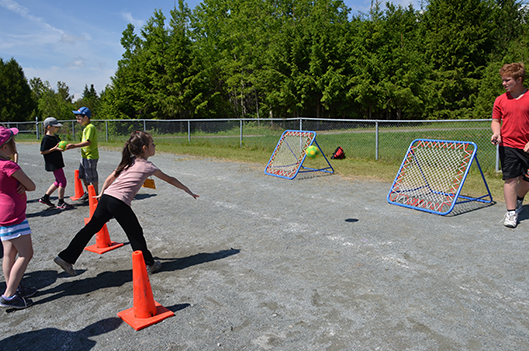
left=54, top=131, right=199, bottom=276
left=39, top=117, right=74, bottom=209
left=0, top=127, right=37, bottom=309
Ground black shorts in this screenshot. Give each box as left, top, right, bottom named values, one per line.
left=499, top=146, right=529, bottom=180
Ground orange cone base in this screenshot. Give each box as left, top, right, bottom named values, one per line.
left=118, top=301, right=174, bottom=331
left=85, top=241, right=124, bottom=254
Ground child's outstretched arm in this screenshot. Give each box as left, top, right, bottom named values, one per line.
left=153, top=170, right=199, bottom=199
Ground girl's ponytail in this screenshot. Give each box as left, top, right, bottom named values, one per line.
left=115, top=131, right=152, bottom=177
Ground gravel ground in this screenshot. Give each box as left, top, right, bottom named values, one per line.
left=1, top=142, right=529, bottom=351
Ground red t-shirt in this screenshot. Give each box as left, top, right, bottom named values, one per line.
left=492, top=92, right=529, bottom=149
left=0, top=159, right=27, bottom=226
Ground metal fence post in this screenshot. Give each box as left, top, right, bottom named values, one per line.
left=188, top=120, right=191, bottom=142
left=375, top=121, right=379, bottom=160
left=35, top=117, right=39, bottom=140
left=300, top=118, right=303, bottom=131
left=240, top=119, right=243, bottom=148
left=105, top=121, right=109, bottom=142
left=72, top=121, right=75, bottom=140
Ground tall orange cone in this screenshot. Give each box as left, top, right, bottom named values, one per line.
left=84, top=184, right=98, bottom=221
left=70, top=170, right=84, bottom=201
left=84, top=185, right=124, bottom=254
left=118, top=251, right=174, bottom=330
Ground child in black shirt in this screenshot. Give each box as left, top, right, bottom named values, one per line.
left=39, top=117, right=73, bottom=209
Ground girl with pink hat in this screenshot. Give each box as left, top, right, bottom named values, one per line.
left=0, top=126, right=37, bottom=309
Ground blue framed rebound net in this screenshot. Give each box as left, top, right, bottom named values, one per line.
left=387, top=139, right=493, bottom=215
left=264, top=130, right=334, bottom=180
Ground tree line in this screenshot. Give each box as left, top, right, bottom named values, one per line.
left=1, top=0, right=528, bottom=123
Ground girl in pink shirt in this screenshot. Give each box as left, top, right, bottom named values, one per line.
left=0, top=127, right=36, bottom=309
left=55, top=131, right=198, bottom=276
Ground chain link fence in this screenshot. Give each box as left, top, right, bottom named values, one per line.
left=7, top=117, right=497, bottom=172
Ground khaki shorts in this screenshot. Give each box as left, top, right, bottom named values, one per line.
left=79, top=158, right=98, bottom=184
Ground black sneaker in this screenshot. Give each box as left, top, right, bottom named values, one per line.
left=147, top=261, right=162, bottom=274
left=77, top=192, right=89, bottom=203
left=56, top=201, right=74, bottom=210
left=39, top=196, right=55, bottom=207
left=17, top=285, right=37, bottom=298
left=0, top=293, right=33, bottom=309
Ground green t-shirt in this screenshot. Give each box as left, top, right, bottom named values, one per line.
left=81, top=123, right=98, bottom=159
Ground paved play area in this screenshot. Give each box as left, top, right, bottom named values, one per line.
left=1, top=142, right=528, bottom=350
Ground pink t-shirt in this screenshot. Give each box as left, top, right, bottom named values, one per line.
left=103, top=158, right=159, bottom=206
left=0, top=159, right=27, bottom=226
left=492, top=92, right=529, bottom=149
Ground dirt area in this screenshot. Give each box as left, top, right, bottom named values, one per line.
left=1, top=142, right=528, bottom=351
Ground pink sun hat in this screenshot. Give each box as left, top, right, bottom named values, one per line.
left=0, top=126, right=19, bottom=148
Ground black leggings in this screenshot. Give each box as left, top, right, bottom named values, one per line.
left=58, top=194, right=154, bottom=266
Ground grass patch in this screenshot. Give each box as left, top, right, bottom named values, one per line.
left=18, top=122, right=505, bottom=203
left=103, top=138, right=505, bottom=203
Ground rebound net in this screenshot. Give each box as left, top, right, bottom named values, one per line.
left=264, top=130, right=333, bottom=179
left=387, top=139, right=492, bottom=215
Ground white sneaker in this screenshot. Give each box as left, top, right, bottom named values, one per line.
left=516, top=199, right=523, bottom=214
left=503, top=211, right=518, bottom=228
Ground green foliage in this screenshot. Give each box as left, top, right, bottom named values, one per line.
left=0, top=58, right=36, bottom=122
left=30, top=79, right=74, bottom=121
left=6, top=0, right=529, bottom=122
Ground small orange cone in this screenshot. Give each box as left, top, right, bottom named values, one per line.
left=84, top=185, right=124, bottom=254
left=118, top=251, right=174, bottom=330
left=70, top=170, right=84, bottom=201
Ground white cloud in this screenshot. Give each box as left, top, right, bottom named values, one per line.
left=0, top=0, right=30, bottom=17
left=66, top=58, right=86, bottom=68
left=120, top=12, right=144, bottom=28
left=60, top=33, right=87, bottom=44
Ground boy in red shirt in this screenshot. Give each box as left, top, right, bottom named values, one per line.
left=491, top=62, right=529, bottom=228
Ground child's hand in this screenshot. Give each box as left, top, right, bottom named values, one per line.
left=16, top=183, right=26, bottom=194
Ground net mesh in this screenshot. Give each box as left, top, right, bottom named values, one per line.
left=265, top=131, right=315, bottom=179
left=388, top=140, right=475, bottom=213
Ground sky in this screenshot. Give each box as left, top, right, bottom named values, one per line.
left=0, top=0, right=420, bottom=101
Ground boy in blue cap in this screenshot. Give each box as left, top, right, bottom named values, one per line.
left=66, top=107, right=99, bottom=202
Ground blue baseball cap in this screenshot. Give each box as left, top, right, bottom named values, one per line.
left=73, top=107, right=91, bottom=118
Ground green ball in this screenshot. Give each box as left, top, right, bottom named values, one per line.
left=305, top=145, right=320, bottom=159
left=58, top=141, right=67, bottom=150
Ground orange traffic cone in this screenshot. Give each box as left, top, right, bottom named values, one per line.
left=84, top=185, right=124, bottom=254
left=118, top=251, right=174, bottom=330
left=70, top=170, right=84, bottom=201
left=84, top=184, right=98, bottom=221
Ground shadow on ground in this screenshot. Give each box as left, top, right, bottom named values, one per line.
left=0, top=317, right=122, bottom=351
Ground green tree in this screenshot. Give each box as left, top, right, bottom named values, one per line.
left=32, top=81, right=74, bottom=120
left=74, top=84, right=100, bottom=116
left=0, top=57, right=36, bottom=122
left=420, top=0, right=495, bottom=118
